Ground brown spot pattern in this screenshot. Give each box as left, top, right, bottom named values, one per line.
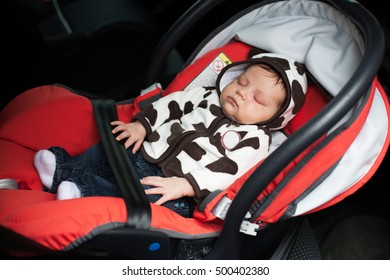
left=206, top=156, right=238, bottom=175
left=167, top=123, right=185, bottom=145
left=183, top=142, right=207, bottom=161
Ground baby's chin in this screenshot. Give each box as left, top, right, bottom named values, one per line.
left=221, top=106, right=233, bottom=119
left=222, top=110, right=240, bottom=124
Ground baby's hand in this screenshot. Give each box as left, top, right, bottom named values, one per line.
left=142, top=176, right=195, bottom=205
left=111, top=121, right=146, bottom=153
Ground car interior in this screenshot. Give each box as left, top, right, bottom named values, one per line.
left=0, top=0, right=389, bottom=259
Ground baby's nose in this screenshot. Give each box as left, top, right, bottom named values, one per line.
left=236, top=89, right=247, bottom=100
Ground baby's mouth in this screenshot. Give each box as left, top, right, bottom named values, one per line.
left=228, top=96, right=238, bottom=108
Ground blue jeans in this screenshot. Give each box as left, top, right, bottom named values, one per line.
left=48, top=143, right=193, bottom=218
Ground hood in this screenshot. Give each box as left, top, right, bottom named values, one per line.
left=216, top=53, right=308, bottom=130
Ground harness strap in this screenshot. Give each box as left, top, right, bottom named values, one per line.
left=91, top=99, right=151, bottom=229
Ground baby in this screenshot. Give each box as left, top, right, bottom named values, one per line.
left=34, top=52, right=307, bottom=218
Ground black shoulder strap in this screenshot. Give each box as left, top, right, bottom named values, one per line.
left=91, top=99, right=151, bottom=229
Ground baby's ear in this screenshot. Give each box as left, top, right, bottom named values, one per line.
left=248, top=47, right=267, bottom=58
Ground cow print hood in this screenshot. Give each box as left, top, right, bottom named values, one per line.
left=216, top=53, right=308, bottom=130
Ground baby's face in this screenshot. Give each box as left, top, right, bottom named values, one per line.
left=220, top=65, right=286, bottom=125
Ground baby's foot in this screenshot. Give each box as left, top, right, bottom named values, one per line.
left=34, top=150, right=56, bottom=189
left=57, top=181, right=81, bottom=200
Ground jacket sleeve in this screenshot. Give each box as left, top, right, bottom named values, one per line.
left=184, top=129, right=270, bottom=199
left=133, top=87, right=210, bottom=136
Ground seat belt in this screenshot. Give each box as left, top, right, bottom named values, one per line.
left=91, top=99, right=151, bottom=229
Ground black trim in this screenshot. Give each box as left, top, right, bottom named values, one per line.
left=197, top=190, right=223, bottom=212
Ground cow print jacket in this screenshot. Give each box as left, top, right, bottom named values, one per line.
left=134, top=87, right=272, bottom=199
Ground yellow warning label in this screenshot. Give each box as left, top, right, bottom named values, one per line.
left=185, top=52, right=233, bottom=90
left=209, top=52, right=232, bottom=74
left=218, top=53, right=232, bottom=65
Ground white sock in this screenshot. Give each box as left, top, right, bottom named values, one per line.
left=57, top=181, right=81, bottom=200
left=34, top=150, right=56, bottom=189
